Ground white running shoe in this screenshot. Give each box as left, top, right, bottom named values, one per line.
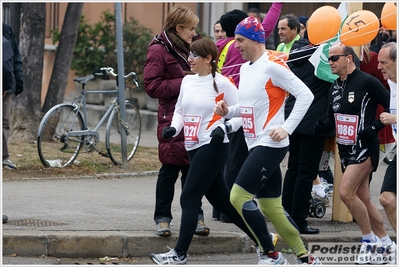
left=258, top=252, right=288, bottom=265
left=386, top=241, right=397, bottom=265
left=150, top=247, right=187, bottom=265
left=356, top=241, right=377, bottom=264
left=371, top=241, right=396, bottom=265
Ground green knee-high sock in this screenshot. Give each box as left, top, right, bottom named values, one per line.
left=258, top=197, right=308, bottom=257
left=230, top=184, right=263, bottom=250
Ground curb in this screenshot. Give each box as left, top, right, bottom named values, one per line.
left=3, top=230, right=252, bottom=258
left=4, top=171, right=160, bottom=182
left=3, top=230, right=395, bottom=258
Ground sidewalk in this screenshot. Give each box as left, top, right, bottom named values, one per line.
left=2, top=129, right=396, bottom=259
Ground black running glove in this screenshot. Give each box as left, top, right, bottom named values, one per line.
left=15, top=79, right=23, bottom=96
left=210, top=126, right=225, bottom=144
left=162, top=126, right=176, bottom=139
left=358, top=120, right=384, bottom=144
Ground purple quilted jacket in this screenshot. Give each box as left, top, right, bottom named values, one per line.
left=143, top=31, right=191, bottom=165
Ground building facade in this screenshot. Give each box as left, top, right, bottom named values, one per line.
left=2, top=2, right=387, bottom=107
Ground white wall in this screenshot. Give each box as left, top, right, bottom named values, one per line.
left=202, top=2, right=244, bottom=40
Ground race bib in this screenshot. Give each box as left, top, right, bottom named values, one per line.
left=334, top=114, right=358, bottom=145
left=183, top=115, right=201, bottom=146
left=390, top=108, right=397, bottom=138
left=319, top=151, right=332, bottom=171
left=240, top=106, right=256, bottom=138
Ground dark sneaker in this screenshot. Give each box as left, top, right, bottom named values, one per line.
left=156, top=222, right=171, bottom=236
left=3, top=215, right=8, bottom=224
left=150, top=247, right=187, bottom=265
left=3, top=159, right=16, bottom=169
left=195, top=219, right=210, bottom=236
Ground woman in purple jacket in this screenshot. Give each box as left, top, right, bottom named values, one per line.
left=143, top=4, right=209, bottom=237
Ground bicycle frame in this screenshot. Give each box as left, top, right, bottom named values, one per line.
left=37, top=67, right=141, bottom=167
left=67, top=87, right=119, bottom=142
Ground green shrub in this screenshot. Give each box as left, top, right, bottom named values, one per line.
left=52, top=10, right=153, bottom=92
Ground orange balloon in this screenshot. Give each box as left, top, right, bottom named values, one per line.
left=341, top=10, right=379, bottom=46
left=307, top=6, right=341, bottom=44
left=381, top=2, right=397, bottom=30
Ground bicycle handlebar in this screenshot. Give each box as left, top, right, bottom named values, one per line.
left=91, top=67, right=139, bottom=87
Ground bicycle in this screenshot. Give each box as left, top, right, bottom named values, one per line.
left=37, top=67, right=141, bottom=167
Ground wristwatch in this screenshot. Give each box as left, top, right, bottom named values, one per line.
left=225, top=121, right=232, bottom=133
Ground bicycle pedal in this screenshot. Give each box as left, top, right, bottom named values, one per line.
left=99, top=151, right=110, bottom=158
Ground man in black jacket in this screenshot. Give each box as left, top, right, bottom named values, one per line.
left=280, top=15, right=333, bottom=235
left=314, top=44, right=393, bottom=264
left=2, top=22, right=24, bottom=170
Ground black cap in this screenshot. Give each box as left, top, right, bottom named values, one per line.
left=220, top=9, right=248, bottom=37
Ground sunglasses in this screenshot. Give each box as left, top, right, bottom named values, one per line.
left=328, top=54, right=349, bottom=62
left=188, top=51, right=201, bottom=60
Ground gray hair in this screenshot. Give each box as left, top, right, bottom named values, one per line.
left=381, top=42, right=397, bottom=62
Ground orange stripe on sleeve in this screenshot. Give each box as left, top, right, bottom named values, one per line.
left=206, top=93, right=224, bottom=130
left=267, top=52, right=289, bottom=69
left=263, top=79, right=286, bottom=129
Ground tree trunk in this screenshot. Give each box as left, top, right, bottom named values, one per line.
left=9, top=3, right=21, bottom=41
left=42, top=3, right=84, bottom=114
left=10, top=3, right=45, bottom=140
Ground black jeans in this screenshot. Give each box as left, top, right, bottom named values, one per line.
left=282, top=133, right=325, bottom=229
left=153, top=164, right=204, bottom=224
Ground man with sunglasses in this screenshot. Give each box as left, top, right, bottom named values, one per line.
left=314, top=44, right=394, bottom=264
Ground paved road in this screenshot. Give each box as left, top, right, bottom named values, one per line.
left=2, top=129, right=396, bottom=265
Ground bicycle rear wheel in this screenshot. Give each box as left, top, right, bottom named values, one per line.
left=106, top=101, right=141, bottom=165
left=37, top=104, right=84, bottom=167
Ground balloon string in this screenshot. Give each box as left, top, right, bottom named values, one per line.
left=220, top=46, right=318, bottom=73
left=379, top=10, right=397, bottom=28
left=314, top=10, right=397, bottom=45
left=221, top=10, right=397, bottom=76
left=380, top=10, right=397, bottom=22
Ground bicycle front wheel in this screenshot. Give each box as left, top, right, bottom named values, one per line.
left=106, top=101, right=141, bottom=165
left=37, top=104, right=84, bottom=167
